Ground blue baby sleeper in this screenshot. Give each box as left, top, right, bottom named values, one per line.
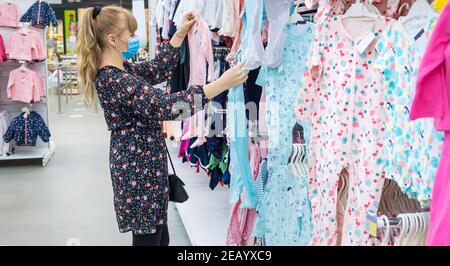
left=252, top=22, right=315, bottom=245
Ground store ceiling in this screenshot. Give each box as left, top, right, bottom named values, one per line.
left=50, top=0, right=137, bottom=19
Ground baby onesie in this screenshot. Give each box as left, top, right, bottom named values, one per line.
left=298, top=16, right=392, bottom=246
left=252, top=22, right=315, bottom=246
left=375, top=13, right=443, bottom=207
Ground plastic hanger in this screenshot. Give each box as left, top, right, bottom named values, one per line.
left=397, top=1, right=411, bottom=18
left=22, top=103, right=32, bottom=118
left=407, top=213, right=417, bottom=245
left=399, top=214, right=410, bottom=246
left=364, top=0, right=382, bottom=15
left=406, top=214, right=416, bottom=246
left=290, top=145, right=299, bottom=175
left=410, top=213, right=419, bottom=245
left=400, top=214, right=410, bottom=246
left=295, top=144, right=305, bottom=176
left=292, top=144, right=300, bottom=176
left=402, top=0, right=433, bottom=22
left=380, top=215, right=391, bottom=246
left=342, top=0, right=378, bottom=19
left=289, top=0, right=305, bottom=24
left=421, top=213, right=430, bottom=245
left=415, top=213, right=424, bottom=245
left=19, top=23, right=31, bottom=34
left=418, top=212, right=429, bottom=245
left=288, top=144, right=295, bottom=164
left=288, top=144, right=298, bottom=175
left=300, top=145, right=308, bottom=176
left=19, top=62, right=29, bottom=72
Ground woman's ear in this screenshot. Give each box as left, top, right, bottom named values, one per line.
left=106, top=34, right=117, bottom=49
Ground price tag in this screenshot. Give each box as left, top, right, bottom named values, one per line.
left=356, top=31, right=376, bottom=54
left=366, top=210, right=378, bottom=237
left=414, top=28, right=425, bottom=41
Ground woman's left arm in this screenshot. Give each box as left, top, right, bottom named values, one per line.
left=131, top=43, right=181, bottom=86
left=131, top=11, right=197, bottom=86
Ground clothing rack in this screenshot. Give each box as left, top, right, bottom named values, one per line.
left=0, top=0, right=55, bottom=166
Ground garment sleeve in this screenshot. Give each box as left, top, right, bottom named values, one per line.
left=47, top=4, right=58, bottom=28
left=3, top=118, right=17, bottom=143
left=297, top=25, right=323, bottom=123
left=131, top=43, right=180, bottom=86
left=32, top=72, right=45, bottom=102
left=6, top=32, right=15, bottom=58
left=7, top=72, right=15, bottom=99
left=35, top=32, right=46, bottom=60
left=39, top=75, right=45, bottom=98
left=201, top=22, right=215, bottom=82
left=37, top=117, right=51, bottom=142
left=114, top=73, right=209, bottom=121
left=255, top=66, right=268, bottom=87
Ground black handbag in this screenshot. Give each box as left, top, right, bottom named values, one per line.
left=165, top=143, right=189, bottom=203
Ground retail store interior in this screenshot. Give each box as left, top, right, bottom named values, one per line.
left=1, top=0, right=450, bottom=247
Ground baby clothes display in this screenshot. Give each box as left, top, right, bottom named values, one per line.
left=252, top=22, right=315, bottom=246
left=155, top=0, right=450, bottom=247
left=20, top=0, right=58, bottom=28
left=3, top=111, right=51, bottom=146
left=7, top=29, right=46, bottom=62
left=0, top=2, right=19, bottom=28
left=0, top=0, right=51, bottom=165
left=7, top=68, right=45, bottom=103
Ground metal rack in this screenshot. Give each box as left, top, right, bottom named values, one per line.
left=59, top=54, right=79, bottom=96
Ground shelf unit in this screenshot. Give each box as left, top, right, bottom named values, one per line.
left=0, top=0, right=56, bottom=166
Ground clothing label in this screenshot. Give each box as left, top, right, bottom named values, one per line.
left=414, top=28, right=425, bottom=41
left=287, top=187, right=294, bottom=205
left=356, top=31, right=376, bottom=54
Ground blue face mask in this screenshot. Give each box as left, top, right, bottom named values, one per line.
left=117, top=36, right=140, bottom=60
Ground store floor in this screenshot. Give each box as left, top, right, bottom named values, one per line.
left=0, top=93, right=191, bottom=246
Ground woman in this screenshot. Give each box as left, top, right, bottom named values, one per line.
left=77, top=6, right=248, bottom=246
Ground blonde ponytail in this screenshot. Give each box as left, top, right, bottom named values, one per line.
left=77, top=8, right=100, bottom=105
left=77, top=6, right=137, bottom=105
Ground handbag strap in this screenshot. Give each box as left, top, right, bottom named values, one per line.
left=164, top=142, right=177, bottom=176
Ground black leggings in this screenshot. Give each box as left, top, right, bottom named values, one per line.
left=132, top=224, right=170, bottom=246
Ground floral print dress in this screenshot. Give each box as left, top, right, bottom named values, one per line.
left=96, top=44, right=208, bottom=235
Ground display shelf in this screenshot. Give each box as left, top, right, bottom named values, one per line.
left=0, top=141, right=55, bottom=166
left=0, top=0, right=55, bottom=166
left=166, top=143, right=230, bottom=246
